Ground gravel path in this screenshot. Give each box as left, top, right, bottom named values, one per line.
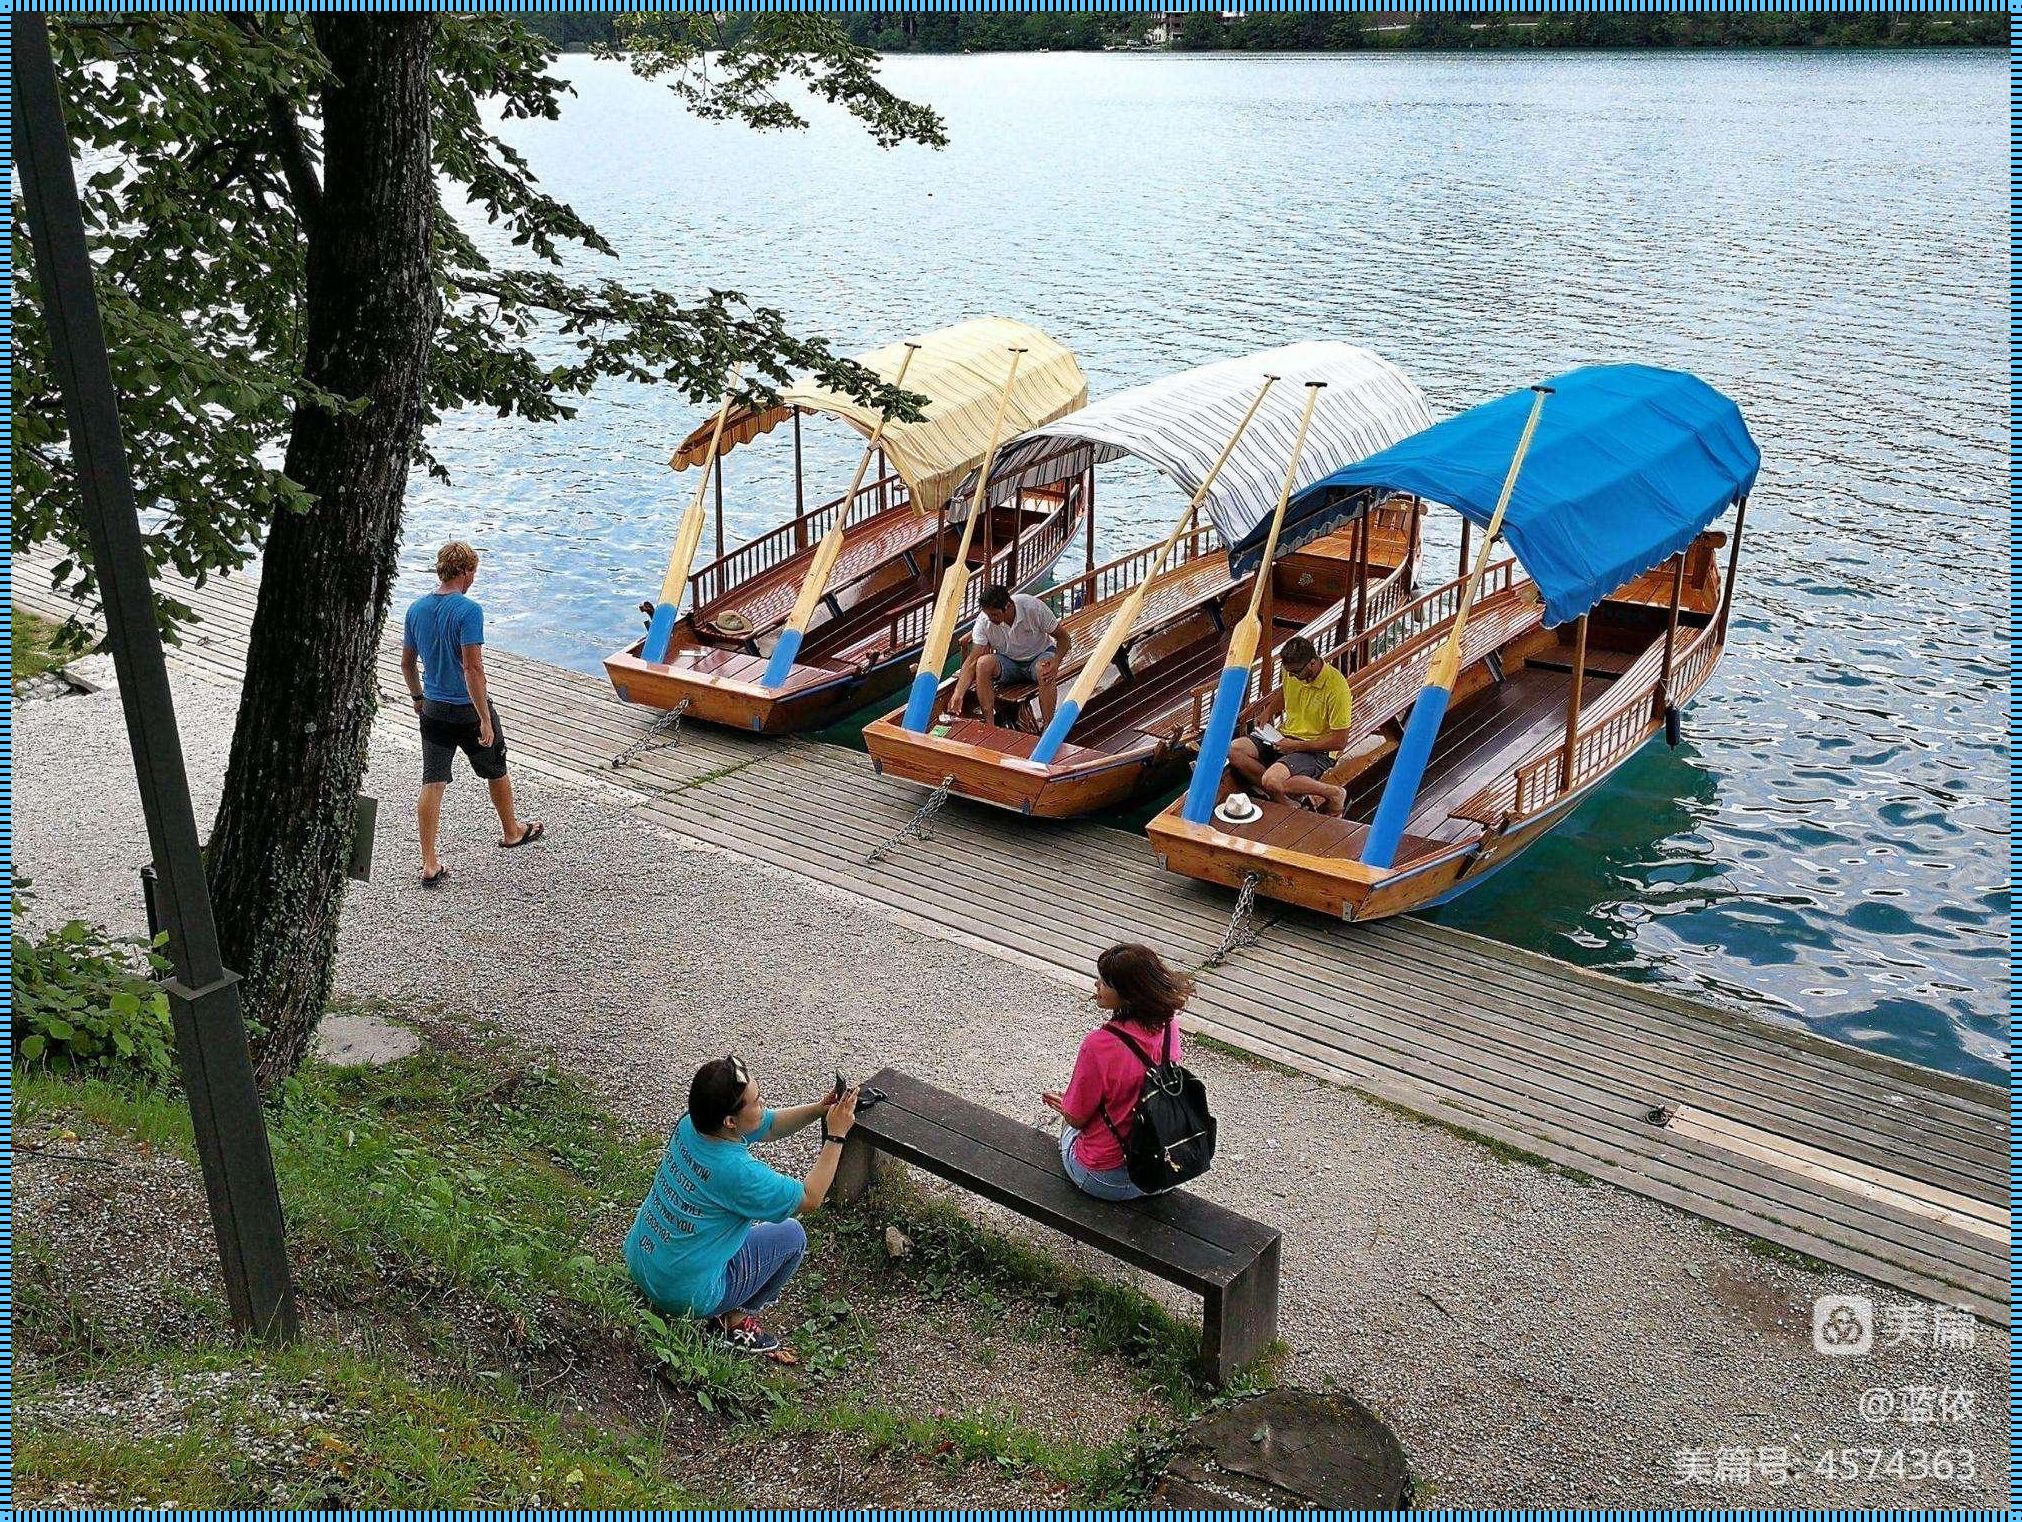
left=15, top=665, right=2009, bottom=1507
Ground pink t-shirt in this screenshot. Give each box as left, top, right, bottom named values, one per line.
left=1063, top=1019, right=1183, bottom=1172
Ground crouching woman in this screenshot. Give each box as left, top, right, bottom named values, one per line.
left=625, top=1055, right=859, bottom=1357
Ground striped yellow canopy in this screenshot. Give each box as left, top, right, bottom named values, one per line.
left=669, top=317, right=1087, bottom=517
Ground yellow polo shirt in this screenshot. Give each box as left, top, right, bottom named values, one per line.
left=1282, top=663, right=1353, bottom=750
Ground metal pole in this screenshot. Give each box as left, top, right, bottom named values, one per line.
left=1457, top=518, right=1471, bottom=588
left=1084, top=466, right=1096, bottom=579
left=13, top=13, right=298, bottom=1341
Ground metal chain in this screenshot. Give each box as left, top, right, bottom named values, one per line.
left=865, top=774, right=955, bottom=864
left=1205, top=872, right=1265, bottom=967
left=611, top=697, right=690, bottom=770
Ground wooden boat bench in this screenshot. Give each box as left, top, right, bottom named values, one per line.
left=835, top=1067, right=1282, bottom=1387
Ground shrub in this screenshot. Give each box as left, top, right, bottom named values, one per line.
left=13, top=889, right=176, bottom=1080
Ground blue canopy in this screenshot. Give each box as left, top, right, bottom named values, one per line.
left=1249, top=364, right=1762, bottom=627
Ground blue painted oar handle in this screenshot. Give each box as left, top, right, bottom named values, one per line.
left=1182, top=664, right=1255, bottom=825
left=901, top=668, right=942, bottom=733
left=641, top=603, right=678, bottom=666
left=1361, top=684, right=1451, bottom=868
left=1029, top=698, right=1083, bottom=765
left=761, top=627, right=804, bottom=689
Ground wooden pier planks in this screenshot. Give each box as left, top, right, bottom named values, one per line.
left=14, top=549, right=2008, bottom=1323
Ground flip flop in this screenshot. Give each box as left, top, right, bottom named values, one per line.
left=498, top=821, right=546, bottom=849
left=421, top=866, right=450, bottom=889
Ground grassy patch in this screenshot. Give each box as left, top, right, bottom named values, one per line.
left=18, top=1341, right=703, bottom=1508
left=13, top=607, right=68, bottom=686
left=17, top=1024, right=1233, bottom=1507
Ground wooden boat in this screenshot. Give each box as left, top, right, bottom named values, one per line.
left=1146, top=364, right=1762, bottom=923
left=605, top=318, right=1089, bottom=735
left=861, top=343, right=1436, bottom=817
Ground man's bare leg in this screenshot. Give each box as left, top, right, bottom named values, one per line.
left=975, top=653, right=1002, bottom=728
left=487, top=774, right=528, bottom=845
left=1036, top=657, right=1060, bottom=727
left=418, top=782, right=448, bottom=877
left=945, top=652, right=982, bottom=724
left=1258, top=760, right=1297, bottom=806
left=1227, top=737, right=1270, bottom=789
left=1281, top=773, right=1348, bottom=817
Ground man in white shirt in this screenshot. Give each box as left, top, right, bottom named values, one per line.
left=946, top=584, right=1074, bottom=729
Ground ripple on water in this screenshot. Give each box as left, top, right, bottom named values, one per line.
left=397, top=50, right=2004, bottom=1083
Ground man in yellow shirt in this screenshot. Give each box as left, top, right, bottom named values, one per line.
left=1227, top=637, right=1351, bottom=817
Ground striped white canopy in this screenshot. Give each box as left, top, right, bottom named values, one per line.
left=951, top=342, right=1435, bottom=560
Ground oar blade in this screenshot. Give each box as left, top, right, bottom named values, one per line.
left=642, top=602, right=679, bottom=665
left=761, top=627, right=804, bottom=688
left=1029, top=697, right=1082, bottom=765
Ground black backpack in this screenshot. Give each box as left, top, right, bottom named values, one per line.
left=1097, top=1021, right=1217, bottom=1193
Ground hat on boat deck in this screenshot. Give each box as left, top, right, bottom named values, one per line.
left=1214, top=792, right=1264, bottom=826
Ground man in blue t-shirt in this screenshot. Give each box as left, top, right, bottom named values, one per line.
left=399, top=541, right=545, bottom=887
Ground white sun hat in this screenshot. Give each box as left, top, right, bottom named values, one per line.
left=1214, top=792, right=1264, bottom=826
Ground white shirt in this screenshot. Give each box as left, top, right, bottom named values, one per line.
left=970, top=593, right=1060, bottom=664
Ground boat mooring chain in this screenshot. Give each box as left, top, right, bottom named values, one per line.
left=611, top=698, right=690, bottom=771
left=865, top=775, right=955, bottom=864
left=1205, top=872, right=1265, bottom=967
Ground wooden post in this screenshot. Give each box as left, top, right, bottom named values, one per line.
left=1715, top=496, right=1749, bottom=640
left=16, top=13, right=299, bottom=1341
left=1352, top=508, right=1370, bottom=637
left=1559, top=613, right=1589, bottom=793
left=834, top=1132, right=879, bottom=1205
left=713, top=453, right=726, bottom=563
left=1656, top=549, right=1687, bottom=713
left=877, top=446, right=888, bottom=514
left=1406, top=495, right=1423, bottom=590
left=792, top=408, right=806, bottom=548
left=1084, top=467, right=1097, bottom=578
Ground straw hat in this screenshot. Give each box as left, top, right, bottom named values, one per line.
left=1214, top=792, right=1264, bottom=826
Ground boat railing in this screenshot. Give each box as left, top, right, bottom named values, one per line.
left=1460, top=616, right=1725, bottom=827
left=1037, top=522, right=1225, bottom=627
left=1179, top=558, right=1523, bottom=741
left=864, top=488, right=1081, bottom=660
left=689, top=471, right=910, bottom=610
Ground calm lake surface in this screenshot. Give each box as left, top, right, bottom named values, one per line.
left=400, top=51, right=2008, bottom=1082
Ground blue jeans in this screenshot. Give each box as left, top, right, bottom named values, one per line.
left=709, top=1219, right=806, bottom=1317
left=1060, top=1125, right=1144, bottom=1201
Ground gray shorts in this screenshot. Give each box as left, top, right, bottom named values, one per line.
left=989, top=644, right=1056, bottom=686
left=1251, top=736, right=1330, bottom=781
left=419, top=700, right=508, bottom=785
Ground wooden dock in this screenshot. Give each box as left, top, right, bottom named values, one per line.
left=14, top=553, right=2009, bottom=1323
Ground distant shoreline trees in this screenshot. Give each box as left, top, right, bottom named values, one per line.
left=528, top=12, right=2004, bottom=56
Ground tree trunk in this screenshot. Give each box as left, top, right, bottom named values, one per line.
left=207, top=16, right=439, bottom=1087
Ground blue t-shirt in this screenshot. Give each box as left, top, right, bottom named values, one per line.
left=624, top=1111, right=803, bottom=1317
left=402, top=591, right=484, bottom=705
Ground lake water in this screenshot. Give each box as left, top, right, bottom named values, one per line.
left=399, top=50, right=2008, bottom=1082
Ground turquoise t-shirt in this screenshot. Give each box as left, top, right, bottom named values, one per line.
left=624, top=1110, right=803, bottom=1317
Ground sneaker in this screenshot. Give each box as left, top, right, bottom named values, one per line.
left=719, top=1315, right=782, bottom=1356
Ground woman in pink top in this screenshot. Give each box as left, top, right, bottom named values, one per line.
left=1043, top=943, right=1192, bottom=1201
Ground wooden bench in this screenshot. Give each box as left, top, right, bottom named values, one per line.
left=835, top=1068, right=1281, bottom=1387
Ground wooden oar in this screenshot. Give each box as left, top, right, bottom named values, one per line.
left=1027, top=375, right=1281, bottom=766
left=1360, top=383, right=1552, bottom=868
left=900, top=347, right=1028, bottom=733
left=643, top=366, right=743, bottom=664
left=1179, top=381, right=1328, bottom=826
left=762, top=342, right=921, bottom=689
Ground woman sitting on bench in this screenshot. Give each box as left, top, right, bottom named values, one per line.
left=624, top=1055, right=860, bottom=1357
left=1043, top=943, right=1192, bottom=1201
